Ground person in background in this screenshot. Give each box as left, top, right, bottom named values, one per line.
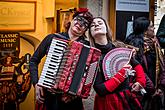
left=156, top=14, right=165, bottom=49
left=125, top=17, right=165, bottom=110
left=88, top=17, right=146, bottom=110
left=156, top=15, right=165, bottom=72
left=29, top=8, right=93, bottom=110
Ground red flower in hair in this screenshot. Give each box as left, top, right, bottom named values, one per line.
left=78, top=8, right=88, bottom=13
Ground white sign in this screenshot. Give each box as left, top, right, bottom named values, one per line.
left=116, top=0, right=149, bottom=12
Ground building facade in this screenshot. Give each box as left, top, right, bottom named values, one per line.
left=0, top=0, right=156, bottom=110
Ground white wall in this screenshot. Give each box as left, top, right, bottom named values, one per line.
left=154, top=0, right=165, bottom=33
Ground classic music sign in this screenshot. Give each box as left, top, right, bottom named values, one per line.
left=0, top=32, right=20, bottom=57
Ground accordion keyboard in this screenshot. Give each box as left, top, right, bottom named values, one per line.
left=38, top=38, right=68, bottom=89
left=37, top=37, right=101, bottom=98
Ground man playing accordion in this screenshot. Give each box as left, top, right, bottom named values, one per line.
left=29, top=8, right=94, bottom=110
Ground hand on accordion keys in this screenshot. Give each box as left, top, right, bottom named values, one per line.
left=35, top=84, right=45, bottom=104
left=53, top=73, right=66, bottom=89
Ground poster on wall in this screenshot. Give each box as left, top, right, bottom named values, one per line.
left=116, top=0, right=149, bottom=41
left=0, top=32, right=20, bottom=58
left=0, top=32, right=31, bottom=110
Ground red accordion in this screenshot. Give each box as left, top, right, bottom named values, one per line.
left=38, top=37, right=101, bottom=98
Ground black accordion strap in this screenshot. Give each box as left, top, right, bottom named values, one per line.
left=54, top=33, right=67, bottom=39
left=54, top=33, right=79, bottom=42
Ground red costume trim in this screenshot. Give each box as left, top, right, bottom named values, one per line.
left=104, top=68, right=126, bottom=92
left=134, top=64, right=146, bottom=87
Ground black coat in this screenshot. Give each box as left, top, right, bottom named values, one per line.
left=156, top=15, right=165, bottom=49
left=125, top=34, right=165, bottom=92
left=29, top=33, right=89, bottom=110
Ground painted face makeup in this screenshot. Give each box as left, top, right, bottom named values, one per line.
left=74, top=16, right=89, bottom=29
left=90, top=18, right=107, bottom=37
left=70, top=16, right=89, bottom=36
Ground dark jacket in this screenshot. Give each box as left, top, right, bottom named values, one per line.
left=29, top=33, right=89, bottom=110
left=156, top=15, right=165, bottom=49
left=30, top=33, right=89, bottom=86
left=125, top=34, right=165, bottom=92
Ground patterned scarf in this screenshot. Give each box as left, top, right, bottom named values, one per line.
left=144, top=36, right=164, bottom=88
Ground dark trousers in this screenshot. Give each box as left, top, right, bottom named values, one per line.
left=44, top=91, right=84, bottom=110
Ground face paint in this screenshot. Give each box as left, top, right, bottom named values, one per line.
left=90, top=18, right=107, bottom=37
left=69, top=17, right=87, bottom=37
left=74, top=16, right=89, bottom=29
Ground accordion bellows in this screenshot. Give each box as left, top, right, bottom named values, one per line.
left=102, top=47, right=134, bottom=80
left=38, top=37, right=101, bottom=98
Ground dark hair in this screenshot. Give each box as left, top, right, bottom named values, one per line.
left=133, top=17, right=150, bottom=34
